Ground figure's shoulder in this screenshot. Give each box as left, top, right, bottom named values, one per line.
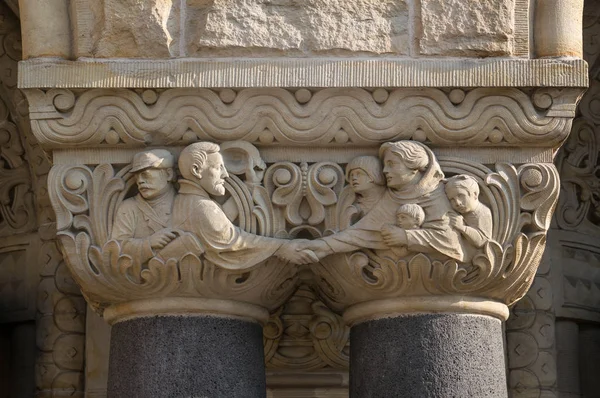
left=175, top=194, right=221, bottom=214
left=116, top=197, right=140, bottom=212
left=476, top=202, right=492, bottom=216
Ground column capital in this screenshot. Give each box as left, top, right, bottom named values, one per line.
left=34, top=86, right=579, bottom=325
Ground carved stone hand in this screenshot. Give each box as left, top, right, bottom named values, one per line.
left=275, top=240, right=319, bottom=265
left=149, top=228, right=179, bottom=250
left=381, top=224, right=408, bottom=247
left=296, top=239, right=333, bottom=260
left=447, top=213, right=466, bottom=232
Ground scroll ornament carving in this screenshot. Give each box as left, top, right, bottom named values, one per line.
left=0, top=96, right=36, bottom=236
left=48, top=140, right=559, bottom=324
left=264, top=285, right=349, bottom=371
left=24, top=87, right=584, bottom=148
left=555, top=81, right=600, bottom=234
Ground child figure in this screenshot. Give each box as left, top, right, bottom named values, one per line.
left=387, top=203, right=425, bottom=257
left=445, top=175, right=493, bottom=254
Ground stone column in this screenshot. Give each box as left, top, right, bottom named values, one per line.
left=32, top=131, right=300, bottom=396
left=309, top=134, right=575, bottom=397
left=106, top=300, right=268, bottom=397
left=348, top=301, right=508, bottom=397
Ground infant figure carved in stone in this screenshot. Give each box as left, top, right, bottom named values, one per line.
left=383, top=203, right=426, bottom=258
left=300, top=140, right=465, bottom=262
left=445, top=175, right=493, bottom=262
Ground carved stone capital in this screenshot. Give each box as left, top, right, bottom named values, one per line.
left=46, top=140, right=562, bottom=330
left=310, top=156, right=560, bottom=324
left=47, top=145, right=301, bottom=323
left=31, top=85, right=576, bottom=333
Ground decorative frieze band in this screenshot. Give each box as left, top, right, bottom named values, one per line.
left=18, top=58, right=588, bottom=89
left=23, top=87, right=584, bottom=149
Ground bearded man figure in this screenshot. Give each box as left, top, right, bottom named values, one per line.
left=170, top=141, right=317, bottom=268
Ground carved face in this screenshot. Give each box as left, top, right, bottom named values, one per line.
left=382, top=152, right=420, bottom=189
left=136, top=168, right=172, bottom=200
left=198, top=153, right=229, bottom=196
left=446, top=186, right=478, bottom=214
left=396, top=213, right=419, bottom=230
left=349, top=168, right=374, bottom=193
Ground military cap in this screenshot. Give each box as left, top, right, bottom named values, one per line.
left=130, top=149, right=174, bottom=173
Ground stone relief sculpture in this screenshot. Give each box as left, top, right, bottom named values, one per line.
left=48, top=137, right=559, bottom=328
left=303, top=141, right=464, bottom=262
left=445, top=175, right=493, bottom=259
left=167, top=141, right=317, bottom=267
left=344, top=155, right=386, bottom=218
left=111, top=149, right=177, bottom=267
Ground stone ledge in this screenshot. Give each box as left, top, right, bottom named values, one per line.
left=18, top=57, right=588, bottom=89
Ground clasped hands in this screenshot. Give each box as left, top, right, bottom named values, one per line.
left=274, top=239, right=333, bottom=265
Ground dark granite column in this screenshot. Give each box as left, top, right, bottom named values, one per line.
left=350, top=313, right=507, bottom=398
left=107, top=315, right=266, bottom=398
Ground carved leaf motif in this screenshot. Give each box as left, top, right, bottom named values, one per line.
left=518, top=164, right=560, bottom=231
left=224, top=175, right=256, bottom=233
left=251, top=186, right=276, bottom=237
left=265, top=162, right=304, bottom=226
left=486, top=163, right=523, bottom=244
left=555, top=117, right=600, bottom=232
left=263, top=307, right=284, bottom=363
left=306, top=162, right=344, bottom=226
left=49, top=165, right=125, bottom=245
left=309, top=301, right=349, bottom=368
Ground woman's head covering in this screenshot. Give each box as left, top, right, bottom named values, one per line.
left=379, top=140, right=445, bottom=201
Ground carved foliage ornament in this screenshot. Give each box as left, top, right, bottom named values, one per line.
left=48, top=140, right=559, bottom=319
left=24, top=87, right=583, bottom=148
left=0, top=92, right=35, bottom=236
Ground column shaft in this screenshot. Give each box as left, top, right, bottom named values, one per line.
left=107, top=315, right=266, bottom=398
left=350, top=313, right=507, bottom=398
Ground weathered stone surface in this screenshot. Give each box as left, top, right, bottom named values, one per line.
left=93, top=0, right=178, bottom=58
left=108, top=316, right=266, bottom=398
left=535, top=0, right=583, bottom=57
left=419, top=0, right=515, bottom=56
left=186, top=0, right=409, bottom=56
left=350, top=314, right=507, bottom=397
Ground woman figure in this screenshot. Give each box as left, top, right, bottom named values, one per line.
left=345, top=155, right=387, bottom=217
left=306, top=141, right=464, bottom=262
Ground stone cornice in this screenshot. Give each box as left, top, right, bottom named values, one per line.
left=18, top=57, right=588, bottom=89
